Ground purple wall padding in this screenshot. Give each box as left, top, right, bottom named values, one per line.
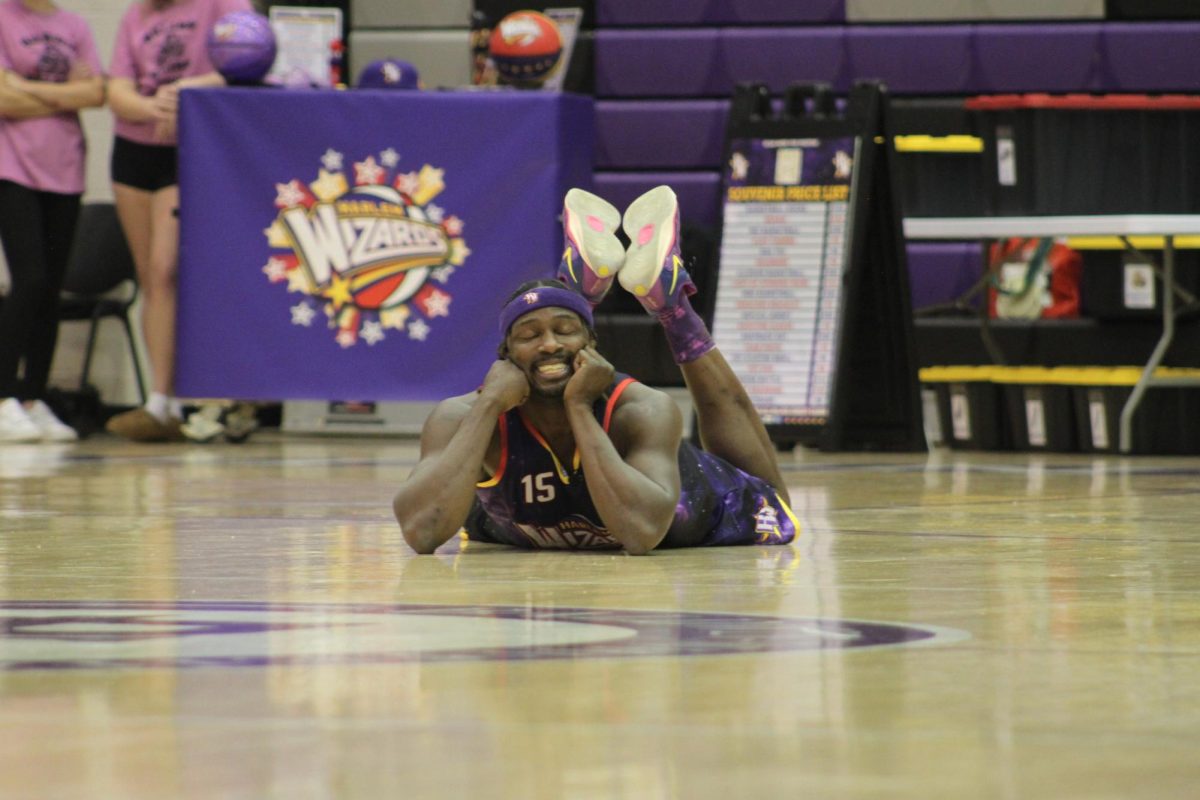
left=844, top=26, right=974, bottom=94
left=595, top=100, right=730, bottom=169
left=593, top=172, right=723, bottom=230
left=906, top=242, right=985, bottom=310
left=597, top=0, right=844, bottom=26
left=1101, top=23, right=1200, bottom=91
left=974, top=24, right=1103, bottom=92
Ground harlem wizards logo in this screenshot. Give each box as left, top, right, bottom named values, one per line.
left=262, top=148, right=470, bottom=347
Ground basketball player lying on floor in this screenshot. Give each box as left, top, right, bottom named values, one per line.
left=392, top=185, right=799, bottom=554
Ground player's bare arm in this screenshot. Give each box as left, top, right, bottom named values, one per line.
left=393, top=359, right=528, bottom=553
left=565, top=350, right=682, bottom=554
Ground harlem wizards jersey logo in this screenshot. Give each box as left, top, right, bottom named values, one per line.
left=262, top=148, right=470, bottom=347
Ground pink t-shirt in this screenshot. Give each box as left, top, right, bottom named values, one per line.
left=0, top=0, right=103, bottom=194
left=109, top=0, right=251, bottom=146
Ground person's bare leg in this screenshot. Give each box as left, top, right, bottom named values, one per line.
left=112, top=183, right=159, bottom=389
left=680, top=349, right=789, bottom=504
left=141, top=186, right=180, bottom=396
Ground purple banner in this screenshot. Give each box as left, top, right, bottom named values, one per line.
left=176, top=88, right=593, bottom=401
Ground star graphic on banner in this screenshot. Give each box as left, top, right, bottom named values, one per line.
left=422, top=288, right=451, bottom=318
left=262, top=257, right=289, bottom=282
left=420, top=165, right=445, bottom=186
left=361, top=319, right=385, bottom=345
left=449, top=239, right=472, bottom=265
left=408, top=318, right=430, bottom=341
left=286, top=268, right=311, bottom=293
left=264, top=220, right=290, bottom=248
left=380, top=148, right=400, bottom=168
left=443, top=215, right=464, bottom=236
left=425, top=204, right=445, bottom=224
left=380, top=305, right=410, bottom=330
left=274, top=180, right=307, bottom=208
left=354, top=156, right=386, bottom=185
left=311, top=169, right=348, bottom=202
left=394, top=171, right=420, bottom=196
left=290, top=302, right=316, bottom=326
left=412, top=165, right=445, bottom=205
left=321, top=148, right=344, bottom=172
left=322, top=273, right=354, bottom=310
left=431, top=266, right=455, bottom=284
left=336, top=329, right=357, bottom=348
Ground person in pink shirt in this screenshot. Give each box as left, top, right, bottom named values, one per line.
left=0, top=0, right=105, bottom=442
left=104, top=0, right=251, bottom=442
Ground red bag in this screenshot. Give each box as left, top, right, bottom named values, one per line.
left=987, top=237, right=1082, bottom=319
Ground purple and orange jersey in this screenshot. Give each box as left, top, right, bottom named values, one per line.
left=466, top=376, right=799, bottom=550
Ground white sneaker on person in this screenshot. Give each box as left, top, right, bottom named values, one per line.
left=181, top=403, right=226, bottom=443
left=24, top=400, right=79, bottom=442
left=0, top=398, right=41, bottom=442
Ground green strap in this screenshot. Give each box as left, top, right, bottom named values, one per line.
left=991, top=238, right=1054, bottom=296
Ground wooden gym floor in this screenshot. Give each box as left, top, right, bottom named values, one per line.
left=1, top=433, right=1197, bottom=799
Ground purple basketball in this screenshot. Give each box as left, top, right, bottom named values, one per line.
left=207, top=11, right=277, bottom=85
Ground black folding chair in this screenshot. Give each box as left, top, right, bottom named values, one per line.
left=59, top=202, right=147, bottom=406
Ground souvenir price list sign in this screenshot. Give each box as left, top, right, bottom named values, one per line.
left=712, top=137, right=856, bottom=426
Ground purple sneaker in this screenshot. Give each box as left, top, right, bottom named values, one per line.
left=618, top=185, right=695, bottom=314
left=557, top=188, right=624, bottom=304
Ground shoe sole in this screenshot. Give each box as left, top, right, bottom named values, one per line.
left=618, top=185, right=679, bottom=297
left=563, top=189, right=624, bottom=280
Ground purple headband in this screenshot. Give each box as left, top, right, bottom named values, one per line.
left=499, top=287, right=594, bottom=337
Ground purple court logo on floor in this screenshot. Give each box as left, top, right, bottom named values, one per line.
left=0, top=601, right=969, bottom=671
left=262, top=148, right=471, bottom=348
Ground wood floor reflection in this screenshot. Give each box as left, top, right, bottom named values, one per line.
left=1, top=434, right=1197, bottom=799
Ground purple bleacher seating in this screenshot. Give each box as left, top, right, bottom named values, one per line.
left=845, top=27, right=974, bottom=94
left=593, top=172, right=723, bottom=231
left=1100, top=23, right=1200, bottom=91
left=597, top=22, right=1200, bottom=99
left=597, top=0, right=844, bottom=26
left=594, top=30, right=720, bottom=97
left=720, top=28, right=846, bottom=94
left=974, top=24, right=1103, bottom=93
left=596, top=28, right=847, bottom=98
left=594, top=100, right=730, bottom=169
left=906, top=242, right=984, bottom=311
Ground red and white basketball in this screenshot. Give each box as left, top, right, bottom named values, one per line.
left=487, top=10, right=564, bottom=87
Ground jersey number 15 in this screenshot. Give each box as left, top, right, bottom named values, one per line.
left=521, top=472, right=556, bottom=503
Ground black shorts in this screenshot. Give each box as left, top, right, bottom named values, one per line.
left=110, top=136, right=178, bottom=191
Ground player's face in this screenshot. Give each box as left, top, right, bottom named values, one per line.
left=505, top=307, right=592, bottom=397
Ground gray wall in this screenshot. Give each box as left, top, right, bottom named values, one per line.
left=348, top=0, right=473, bottom=88
left=847, top=0, right=1103, bottom=21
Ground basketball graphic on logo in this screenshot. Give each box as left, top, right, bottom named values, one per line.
left=331, top=185, right=449, bottom=312
left=487, top=10, right=564, bottom=88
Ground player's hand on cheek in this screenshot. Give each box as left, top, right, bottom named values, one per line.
left=564, top=346, right=614, bottom=406
left=480, top=358, right=530, bottom=411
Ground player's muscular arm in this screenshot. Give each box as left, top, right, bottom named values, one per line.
left=565, top=350, right=681, bottom=555
left=393, top=360, right=529, bottom=554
